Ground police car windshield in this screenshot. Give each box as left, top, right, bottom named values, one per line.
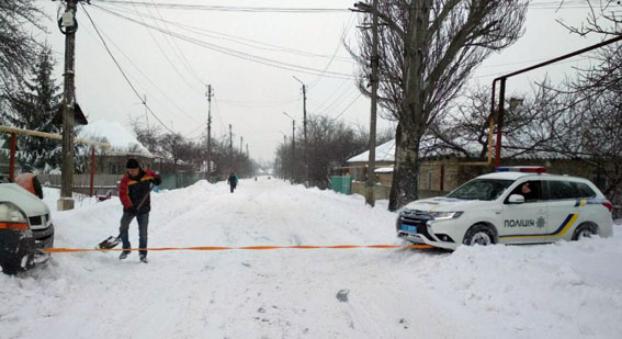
left=447, top=179, right=513, bottom=201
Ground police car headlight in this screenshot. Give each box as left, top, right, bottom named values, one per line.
left=429, top=211, right=463, bottom=220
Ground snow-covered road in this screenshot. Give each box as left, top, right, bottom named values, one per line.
left=2, top=178, right=621, bottom=339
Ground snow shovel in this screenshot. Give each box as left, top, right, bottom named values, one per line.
left=97, top=188, right=153, bottom=250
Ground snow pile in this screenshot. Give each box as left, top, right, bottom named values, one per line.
left=1, top=179, right=621, bottom=338
left=78, top=120, right=152, bottom=157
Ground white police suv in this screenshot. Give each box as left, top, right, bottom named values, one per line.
left=397, top=167, right=614, bottom=250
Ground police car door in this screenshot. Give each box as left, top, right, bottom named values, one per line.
left=543, top=180, right=591, bottom=240
left=498, top=180, right=549, bottom=244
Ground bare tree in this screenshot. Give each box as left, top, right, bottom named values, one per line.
left=429, top=83, right=569, bottom=160
left=0, top=0, right=44, bottom=90
left=274, top=114, right=392, bottom=188
left=353, top=0, right=528, bottom=210
left=543, top=0, right=622, bottom=214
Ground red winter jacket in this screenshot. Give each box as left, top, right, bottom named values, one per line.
left=118, top=169, right=161, bottom=214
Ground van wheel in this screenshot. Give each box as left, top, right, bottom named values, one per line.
left=572, top=222, right=598, bottom=241
left=463, top=224, right=496, bottom=246
left=1, top=255, right=25, bottom=275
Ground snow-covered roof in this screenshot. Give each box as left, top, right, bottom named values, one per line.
left=347, top=139, right=396, bottom=163
left=375, top=167, right=394, bottom=173
left=348, top=136, right=573, bottom=164
left=78, top=120, right=152, bottom=157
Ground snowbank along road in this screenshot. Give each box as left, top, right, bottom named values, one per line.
left=2, top=178, right=622, bottom=339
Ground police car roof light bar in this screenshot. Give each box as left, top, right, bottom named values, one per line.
left=496, top=166, right=546, bottom=174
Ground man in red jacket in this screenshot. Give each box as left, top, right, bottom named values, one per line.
left=118, top=159, right=161, bottom=263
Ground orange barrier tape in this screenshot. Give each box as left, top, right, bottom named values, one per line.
left=43, top=244, right=433, bottom=254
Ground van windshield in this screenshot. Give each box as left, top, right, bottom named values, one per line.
left=447, top=179, right=514, bottom=201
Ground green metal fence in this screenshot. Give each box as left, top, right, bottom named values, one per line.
left=159, top=172, right=203, bottom=190
left=329, top=175, right=352, bottom=195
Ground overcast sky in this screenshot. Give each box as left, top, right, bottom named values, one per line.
left=35, top=0, right=614, bottom=162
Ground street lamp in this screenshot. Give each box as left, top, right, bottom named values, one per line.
left=283, top=112, right=296, bottom=184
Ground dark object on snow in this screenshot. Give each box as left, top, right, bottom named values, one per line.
left=98, top=235, right=121, bottom=250
left=97, top=191, right=113, bottom=202
left=336, top=289, right=350, bottom=303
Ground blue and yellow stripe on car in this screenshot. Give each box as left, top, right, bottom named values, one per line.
left=499, top=213, right=579, bottom=240
left=575, top=197, right=607, bottom=208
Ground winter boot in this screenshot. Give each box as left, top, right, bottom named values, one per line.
left=139, top=254, right=148, bottom=264
left=119, top=250, right=130, bottom=260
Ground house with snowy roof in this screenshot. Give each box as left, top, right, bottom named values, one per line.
left=79, top=120, right=154, bottom=175
left=346, top=136, right=603, bottom=200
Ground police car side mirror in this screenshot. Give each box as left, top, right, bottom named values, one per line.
left=508, top=194, right=525, bottom=204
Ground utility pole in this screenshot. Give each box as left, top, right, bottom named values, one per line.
left=293, top=76, right=308, bottom=186
left=229, top=124, right=233, bottom=170
left=365, top=0, right=379, bottom=207
left=240, top=136, right=243, bottom=153
left=291, top=120, right=296, bottom=184
left=143, top=94, right=149, bottom=125
left=58, top=0, right=80, bottom=211
left=283, top=112, right=296, bottom=184
left=206, top=84, right=213, bottom=180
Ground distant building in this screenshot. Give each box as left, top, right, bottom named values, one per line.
left=346, top=139, right=612, bottom=201
left=78, top=120, right=154, bottom=175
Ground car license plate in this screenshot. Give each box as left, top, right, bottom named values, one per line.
left=400, top=224, right=417, bottom=232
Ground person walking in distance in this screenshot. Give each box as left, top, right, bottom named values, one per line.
left=118, top=159, right=161, bottom=263
left=228, top=172, right=239, bottom=193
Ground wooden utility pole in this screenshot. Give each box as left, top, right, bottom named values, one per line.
left=229, top=124, right=233, bottom=170
left=143, top=94, right=148, bottom=125
left=283, top=112, right=296, bottom=183
left=206, top=84, right=213, bottom=179
left=293, top=76, right=308, bottom=185
left=59, top=0, right=79, bottom=211
left=365, top=0, right=379, bottom=207
left=291, top=120, right=296, bottom=184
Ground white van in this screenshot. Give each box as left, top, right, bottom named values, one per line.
left=0, top=183, right=54, bottom=274
left=397, top=167, right=614, bottom=250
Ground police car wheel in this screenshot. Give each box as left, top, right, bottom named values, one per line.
left=572, top=222, right=598, bottom=241
left=463, top=224, right=496, bottom=246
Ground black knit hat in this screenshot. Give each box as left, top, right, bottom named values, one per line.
left=126, top=158, right=140, bottom=169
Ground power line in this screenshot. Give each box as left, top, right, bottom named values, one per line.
left=144, top=0, right=206, bottom=86
left=94, top=0, right=350, bottom=13
left=97, top=2, right=353, bottom=62
left=92, top=4, right=356, bottom=79
left=313, top=81, right=358, bottom=115
left=81, top=3, right=177, bottom=134
left=334, top=93, right=363, bottom=120
left=125, top=2, right=200, bottom=93
left=90, top=22, right=201, bottom=124
left=307, top=13, right=356, bottom=91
